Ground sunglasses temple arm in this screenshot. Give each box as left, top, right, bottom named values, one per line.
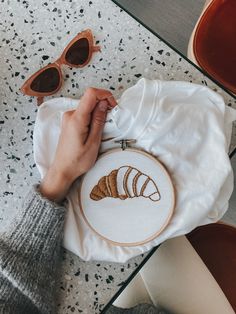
left=92, top=45, right=101, bottom=52
left=37, top=96, right=44, bottom=106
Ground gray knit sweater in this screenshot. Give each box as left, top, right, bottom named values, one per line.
left=0, top=186, right=161, bottom=314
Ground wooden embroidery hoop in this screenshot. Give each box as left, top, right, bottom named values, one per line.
left=78, top=139, right=175, bottom=247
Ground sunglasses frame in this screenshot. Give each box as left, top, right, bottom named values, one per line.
left=20, top=29, right=100, bottom=103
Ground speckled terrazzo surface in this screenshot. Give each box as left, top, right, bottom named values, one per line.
left=0, top=0, right=236, bottom=313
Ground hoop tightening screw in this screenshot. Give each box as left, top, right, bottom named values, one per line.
left=114, top=139, right=136, bottom=150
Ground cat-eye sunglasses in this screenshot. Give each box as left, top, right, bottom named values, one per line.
left=20, top=29, right=100, bottom=105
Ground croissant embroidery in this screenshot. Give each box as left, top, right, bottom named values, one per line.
left=90, top=166, right=161, bottom=202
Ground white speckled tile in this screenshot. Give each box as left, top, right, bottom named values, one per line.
left=57, top=249, right=146, bottom=313
left=0, top=0, right=235, bottom=313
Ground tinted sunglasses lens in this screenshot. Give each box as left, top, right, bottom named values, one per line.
left=30, top=67, right=60, bottom=92
left=65, top=38, right=89, bottom=65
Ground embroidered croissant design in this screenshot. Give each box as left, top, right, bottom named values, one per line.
left=90, top=166, right=161, bottom=202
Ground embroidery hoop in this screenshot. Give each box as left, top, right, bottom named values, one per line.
left=78, top=140, right=175, bottom=247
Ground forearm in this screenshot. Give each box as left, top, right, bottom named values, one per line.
left=0, top=186, right=66, bottom=314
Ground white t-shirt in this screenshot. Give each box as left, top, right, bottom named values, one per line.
left=34, top=78, right=236, bottom=262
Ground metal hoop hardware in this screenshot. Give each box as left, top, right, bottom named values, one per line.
left=114, top=139, right=136, bottom=150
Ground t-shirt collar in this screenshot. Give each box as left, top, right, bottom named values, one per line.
left=102, top=78, right=159, bottom=144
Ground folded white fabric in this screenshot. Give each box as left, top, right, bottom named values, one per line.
left=34, top=78, right=236, bottom=262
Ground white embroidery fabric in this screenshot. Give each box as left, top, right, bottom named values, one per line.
left=34, top=78, right=236, bottom=262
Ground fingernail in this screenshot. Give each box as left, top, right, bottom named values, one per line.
left=98, top=100, right=108, bottom=112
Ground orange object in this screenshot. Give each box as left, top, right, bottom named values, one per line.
left=187, top=223, right=236, bottom=311
left=193, top=0, right=236, bottom=94
left=20, top=29, right=100, bottom=105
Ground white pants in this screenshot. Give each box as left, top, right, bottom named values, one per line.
left=114, top=236, right=234, bottom=314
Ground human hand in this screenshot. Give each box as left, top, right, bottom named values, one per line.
left=40, top=88, right=117, bottom=202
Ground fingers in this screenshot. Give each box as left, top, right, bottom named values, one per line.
left=87, top=87, right=117, bottom=108
left=61, top=110, right=74, bottom=126
left=96, top=92, right=117, bottom=108
left=74, top=87, right=117, bottom=126
left=87, top=100, right=108, bottom=146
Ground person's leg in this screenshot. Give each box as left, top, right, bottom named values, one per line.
left=139, top=236, right=234, bottom=314
left=113, top=273, right=153, bottom=308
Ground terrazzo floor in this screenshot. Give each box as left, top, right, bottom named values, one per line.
left=0, top=0, right=235, bottom=313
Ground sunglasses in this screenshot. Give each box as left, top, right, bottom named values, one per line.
left=20, top=29, right=100, bottom=105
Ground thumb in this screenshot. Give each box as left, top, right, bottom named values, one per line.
left=87, top=100, right=108, bottom=145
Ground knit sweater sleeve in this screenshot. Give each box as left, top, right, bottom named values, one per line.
left=0, top=185, right=66, bottom=314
